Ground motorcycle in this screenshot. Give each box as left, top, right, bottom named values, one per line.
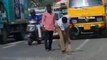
left=26, top=19, right=41, bottom=45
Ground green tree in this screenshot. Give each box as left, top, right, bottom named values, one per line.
left=29, top=0, right=55, bottom=7
left=28, top=0, right=36, bottom=7
left=41, top=0, right=55, bottom=6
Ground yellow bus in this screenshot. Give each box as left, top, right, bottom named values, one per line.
left=67, top=0, right=106, bottom=39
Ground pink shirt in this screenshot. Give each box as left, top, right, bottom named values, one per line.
left=41, top=11, right=55, bottom=31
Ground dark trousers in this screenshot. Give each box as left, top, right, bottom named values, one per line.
left=44, top=31, right=53, bottom=50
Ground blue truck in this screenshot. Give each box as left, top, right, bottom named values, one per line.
left=0, top=0, right=28, bottom=44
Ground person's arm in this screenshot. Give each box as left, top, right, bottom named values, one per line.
left=41, top=12, right=46, bottom=31
left=53, top=14, right=56, bottom=27
left=57, top=21, right=65, bottom=31
left=41, top=13, right=46, bottom=27
left=60, top=25, right=65, bottom=31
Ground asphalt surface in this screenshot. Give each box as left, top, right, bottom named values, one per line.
left=0, top=34, right=107, bottom=60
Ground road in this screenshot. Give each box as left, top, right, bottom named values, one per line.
left=0, top=35, right=107, bottom=60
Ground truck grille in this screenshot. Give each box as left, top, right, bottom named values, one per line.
left=70, top=16, right=103, bottom=23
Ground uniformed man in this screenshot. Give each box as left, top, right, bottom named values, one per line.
left=56, top=16, right=71, bottom=54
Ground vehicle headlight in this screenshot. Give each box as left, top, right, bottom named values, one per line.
left=72, top=19, right=77, bottom=23
left=96, top=17, right=103, bottom=22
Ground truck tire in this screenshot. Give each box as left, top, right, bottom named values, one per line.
left=0, top=29, right=7, bottom=44
left=14, top=32, right=24, bottom=41
left=69, top=30, right=76, bottom=40
left=69, top=27, right=80, bottom=40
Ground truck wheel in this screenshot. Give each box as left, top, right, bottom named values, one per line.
left=14, top=32, right=24, bottom=41
left=69, top=27, right=80, bottom=40
left=69, top=30, right=76, bottom=40
left=0, top=29, right=7, bottom=44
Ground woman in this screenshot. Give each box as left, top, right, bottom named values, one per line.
left=41, top=4, right=55, bottom=51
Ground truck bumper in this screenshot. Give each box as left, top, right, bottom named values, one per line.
left=70, top=22, right=106, bottom=32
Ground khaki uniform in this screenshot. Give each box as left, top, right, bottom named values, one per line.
left=56, top=27, right=71, bottom=53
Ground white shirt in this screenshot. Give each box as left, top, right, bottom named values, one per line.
left=56, top=15, right=70, bottom=31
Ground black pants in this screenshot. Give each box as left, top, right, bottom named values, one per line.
left=44, top=31, right=53, bottom=50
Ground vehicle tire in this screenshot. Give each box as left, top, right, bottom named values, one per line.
left=0, top=29, right=7, bottom=44
left=35, top=36, right=42, bottom=44
left=69, top=31, right=76, bottom=40
left=69, top=27, right=80, bottom=40
left=37, top=40, right=41, bottom=44
left=28, top=38, right=33, bottom=46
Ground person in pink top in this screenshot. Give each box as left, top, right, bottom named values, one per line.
left=41, top=4, right=55, bottom=51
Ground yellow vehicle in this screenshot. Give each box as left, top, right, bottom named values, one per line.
left=67, top=0, right=106, bottom=39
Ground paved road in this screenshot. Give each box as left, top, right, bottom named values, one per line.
left=0, top=35, right=107, bottom=60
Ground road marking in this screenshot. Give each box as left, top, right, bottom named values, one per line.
left=75, top=39, right=89, bottom=50
left=7, top=41, right=23, bottom=45
left=3, top=41, right=24, bottom=48
left=3, top=44, right=16, bottom=48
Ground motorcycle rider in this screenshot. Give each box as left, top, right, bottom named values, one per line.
left=30, top=9, right=42, bottom=39
left=26, top=9, right=41, bottom=45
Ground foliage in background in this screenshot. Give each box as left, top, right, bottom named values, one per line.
left=41, top=0, right=55, bottom=6
left=29, top=0, right=55, bottom=8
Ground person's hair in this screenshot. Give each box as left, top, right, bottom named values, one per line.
left=62, top=17, right=68, bottom=23
left=46, top=4, right=52, bottom=14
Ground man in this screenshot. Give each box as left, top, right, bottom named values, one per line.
left=56, top=16, right=71, bottom=54
left=41, top=4, right=55, bottom=51
left=29, top=9, right=42, bottom=40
